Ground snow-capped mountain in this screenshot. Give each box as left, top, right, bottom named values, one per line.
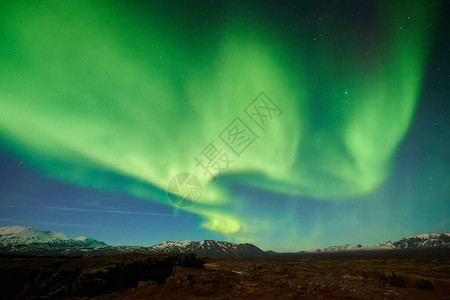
left=0, top=226, right=266, bottom=257
left=149, top=240, right=266, bottom=258
left=309, top=233, right=450, bottom=253
left=0, top=226, right=108, bottom=252
left=392, top=233, right=450, bottom=249
left=4, top=226, right=447, bottom=257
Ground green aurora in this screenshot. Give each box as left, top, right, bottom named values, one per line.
left=0, top=1, right=445, bottom=249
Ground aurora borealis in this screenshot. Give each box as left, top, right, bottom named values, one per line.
left=0, top=0, right=449, bottom=251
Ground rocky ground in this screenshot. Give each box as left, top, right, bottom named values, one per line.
left=0, top=253, right=203, bottom=299
left=1, top=250, right=449, bottom=299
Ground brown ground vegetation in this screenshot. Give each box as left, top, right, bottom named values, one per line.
left=1, top=250, right=449, bottom=299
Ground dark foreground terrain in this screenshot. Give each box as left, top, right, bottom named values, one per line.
left=1, top=250, right=449, bottom=299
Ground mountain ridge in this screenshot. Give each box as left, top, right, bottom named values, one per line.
left=0, top=226, right=266, bottom=258
left=1, top=226, right=449, bottom=257
left=0, top=226, right=108, bottom=251
left=309, top=232, right=450, bottom=253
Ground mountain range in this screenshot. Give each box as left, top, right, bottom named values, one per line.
left=0, top=226, right=108, bottom=251
left=309, top=233, right=450, bottom=253
left=1, top=226, right=449, bottom=257
left=0, top=226, right=265, bottom=257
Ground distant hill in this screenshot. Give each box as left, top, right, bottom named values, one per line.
left=309, top=233, right=450, bottom=253
left=0, top=226, right=266, bottom=258
left=149, top=240, right=266, bottom=258
left=0, top=226, right=108, bottom=251
left=3, top=226, right=449, bottom=257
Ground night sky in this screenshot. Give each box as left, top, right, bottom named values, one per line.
left=0, top=0, right=449, bottom=251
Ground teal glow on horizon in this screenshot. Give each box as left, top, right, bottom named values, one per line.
left=0, top=0, right=444, bottom=250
